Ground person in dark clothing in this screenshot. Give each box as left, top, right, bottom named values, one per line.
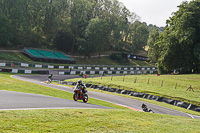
left=74, top=79, right=87, bottom=95
left=47, top=74, right=53, bottom=84
left=141, top=103, right=154, bottom=113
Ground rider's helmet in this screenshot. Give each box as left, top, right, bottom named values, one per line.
left=78, top=79, right=82, bottom=84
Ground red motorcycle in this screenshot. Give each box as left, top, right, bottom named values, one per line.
left=73, top=86, right=88, bottom=103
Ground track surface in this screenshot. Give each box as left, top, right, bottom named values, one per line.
left=7, top=75, right=200, bottom=119
left=0, top=90, right=111, bottom=110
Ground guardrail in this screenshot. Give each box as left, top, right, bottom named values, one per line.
left=0, top=60, right=157, bottom=71
left=0, top=68, right=158, bottom=75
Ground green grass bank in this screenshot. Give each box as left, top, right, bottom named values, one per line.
left=0, top=51, right=152, bottom=66
left=0, top=72, right=200, bottom=132
left=0, top=109, right=200, bottom=133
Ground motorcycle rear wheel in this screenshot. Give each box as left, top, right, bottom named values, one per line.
left=73, top=93, right=79, bottom=101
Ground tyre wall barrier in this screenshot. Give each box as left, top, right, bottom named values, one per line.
left=59, top=81, right=200, bottom=113
left=59, top=70, right=157, bottom=75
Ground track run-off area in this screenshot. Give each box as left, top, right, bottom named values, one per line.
left=2, top=75, right=200, bottom=119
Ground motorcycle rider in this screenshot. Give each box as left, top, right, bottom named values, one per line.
left=141, top=103, right=154, bottom=113
left=74, top=79, right=87, bottom=96
left=47, top=74, right=53, bottom=83
left=141, top=103, right=148, bottom=112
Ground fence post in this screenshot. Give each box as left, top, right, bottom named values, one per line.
left=175, top=82, right=177, bottom=89
left=134, top=77, right=137, bottom=83
left=161, top=80, right=163, bottom=87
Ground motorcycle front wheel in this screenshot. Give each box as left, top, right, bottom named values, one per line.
left=83, top=94, right=88, bottom=103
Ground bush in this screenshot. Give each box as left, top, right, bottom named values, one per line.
left=109, top=53, right=122, bottom=62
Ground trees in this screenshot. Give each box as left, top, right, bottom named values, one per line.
left=147, top=29, right=160, bottom=63
left=84, top=18, right=109, bottom=57
left=0, top=0, right=150, bottom=58
left=130, top=21, right=149, bottom=52
left=53, top=30, right=74, bottom=53
left=0, top=12, right=13, bottom=47
left=70, top=0, right=93, bottom=54
left=148, top=0, right=200, bottom=73
left=121, top=21, right=149, bottom=53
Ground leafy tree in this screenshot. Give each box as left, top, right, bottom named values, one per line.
left=194, top=43, right=200, bottom=60
left=147, top=29, right=160, bottom=63
left=131, top=21, right=149, bottom=51
left=124, top=21, right=149, bottom=53
left=77, top=37, right=91, bottom=58
left=70, top=0, right=93, bottom=54
left=53, top=30, right=74, bottom=53
left=84, top=18, right=110, bottom=57
left=0, top=12, right=13, bottom=47
left=0, top=0, right=149, bottom=58
left=148, top=0, right=200, bottom=73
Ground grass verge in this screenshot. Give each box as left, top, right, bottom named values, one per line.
left=0, top=109, right=200, bottom=133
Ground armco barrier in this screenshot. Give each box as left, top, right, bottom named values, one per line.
left=0, top=68, right=157, bottom=75
left=59, top=81, right=200, bottom=113
left=0, top=68, right=49, bottom=74
left=0, top=61, right=157, bottom=71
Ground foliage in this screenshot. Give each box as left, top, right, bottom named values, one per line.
left=84, top=18, right=110, bottom=57
left=109, top=53, right=123, bottom=61
left=148, top=1, right=200, bottom=73
left=194, top=43, right=200, bottom=60
left=0, top=12, right=13, bottom=47
left=0, top=0, right=150, bottom=55
left=148, top=24, right=164, bottom=32
left=53, top=30, right=74, bottom=53
left=128, top=21, right=149, bottom=52
left=147, top=29, right=160, bottom=63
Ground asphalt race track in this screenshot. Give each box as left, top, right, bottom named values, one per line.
left=3, top=75, right=200, bottom=119
left=0, top=90, right=111, bottom=110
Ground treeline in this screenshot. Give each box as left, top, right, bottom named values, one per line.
left=148, top=0, right=200, bottom=74
left=0, top=0, right=155, bottom=57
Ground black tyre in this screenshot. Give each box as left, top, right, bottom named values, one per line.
left=83, top=94, right=88, bottom=103
left=73, top=92, right=78, bottom=101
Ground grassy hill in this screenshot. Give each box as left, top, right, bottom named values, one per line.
left=0, top=51, right=153, bottom=66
